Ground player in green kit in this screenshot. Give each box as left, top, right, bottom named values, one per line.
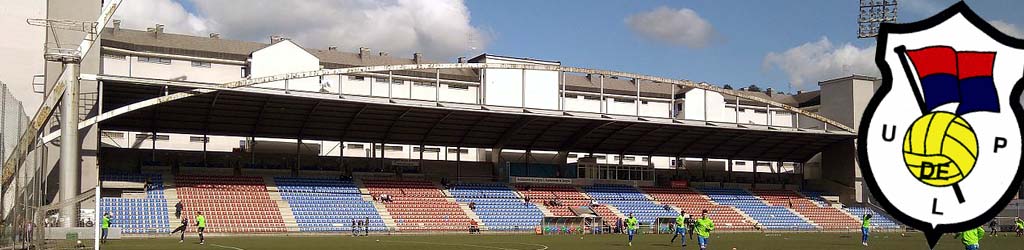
left=669, top=211, right=687, bottom=247
left=954, top=226, right=985, bottom=250
left=101, top=213, right=111, bottom=244
left=625, top=213, right=638, bottom=246
left=861, top=214, right=872, bottom=246
left=694, top=210, right=714, bottom=250
left=1015, top=217, right=1023, bottom=237
left=196, top=211, right=207, bottom=245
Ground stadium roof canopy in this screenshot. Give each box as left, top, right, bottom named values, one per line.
left=98, top=78, right=854, bottom=162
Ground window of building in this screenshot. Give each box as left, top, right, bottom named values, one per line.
left=135, top=134, right=169, bottom=141
left=641, top=157, right=649, bottom=162
left=447, top=148, right=469, bottom=154
left=622, top=156, right=636, bottom=161
left=641, top=100, right=649, bottom=104
left=347, top=144, right=364, bottom=149
left=102, top=131, right=124, bottom=139
left=384, top=146, right=403, bottom=152
left=413, top=81, right=434, bottom=87
left=103, top=54, right=126, bottom=60
left=391, top=79, right=404, bottom=85
left=138, top=56, right=171, bottom=64
left=583, top=95, right=600, bottom=100
left=447, top=84, right=470, bottom=90
left=347, top=75, right=365, bottom=81
left=241, top=66, right=249, bottom=78
left=189, top=136, right=209, bottom=143
left=191, top=61, right=211, bottom=68
left=375, top=77, right=388, bottom=83
left=568, top=154, right=578, bottom=158
left=413, top=147, right=441, bottom=153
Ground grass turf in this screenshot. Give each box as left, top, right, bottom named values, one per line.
left=99, top=232, right=1021, bottom=250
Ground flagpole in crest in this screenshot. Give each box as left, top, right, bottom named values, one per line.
left=894, top=45, right=968, bottom=205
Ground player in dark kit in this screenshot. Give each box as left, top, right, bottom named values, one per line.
left=170, top=217, right=189, bottom=243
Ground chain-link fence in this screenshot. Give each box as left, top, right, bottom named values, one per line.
left=0, top=81, right=91, bottom=249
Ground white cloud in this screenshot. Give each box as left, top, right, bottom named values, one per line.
left=763, top=37, right=878, bottom=90
left=112, top=0, right=209, bottom=35
left=625, top=6, right=718, bottom=48
left=114, top=0, right=487, bottom=60
left=990, top=20, right=1024, bottom=38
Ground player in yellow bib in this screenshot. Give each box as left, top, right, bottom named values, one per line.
left=101, top=213, right=112, bottom=244
left=196, top=211, right=207, bottom=245
left=625, top=214, right=639, bottom=246
left=670, top=211, right=687, bottom=247
left=694, top=210, right=714, bottom=250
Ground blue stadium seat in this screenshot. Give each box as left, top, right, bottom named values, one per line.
left=99, top=173, right=170, bottom=234
left=275, top=177, right=387, bottom=232
left=450, top=183, right=543, bottom=231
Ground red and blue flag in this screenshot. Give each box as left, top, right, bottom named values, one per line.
left=905, top=46, right=999, bottom=114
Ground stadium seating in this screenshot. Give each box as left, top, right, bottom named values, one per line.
left=175, top=175, right=287, bottom=233
left=274, top=177, right=387, bottom=232
left=698, top=187, right=815, bottom=230
left=450, top=183, right=543, bottom=231
left=753, top=190, right=860, bottom=230
left=99, top=173, right=170, bottom=234
left=642, top=187, right=752, bottom=230
left=583, top=185, right=677, bottom=225
left=844, top=206, right=901, bottom=229
left=363, top=179, right=471, bottom=231
left=514, top=184, right=620, bottom=223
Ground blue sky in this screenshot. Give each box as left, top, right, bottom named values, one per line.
left=161, top=0, right=1024, bottom=93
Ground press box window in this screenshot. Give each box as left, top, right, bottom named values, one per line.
left=138, top=56, right=171, bottom=64
left=191, top=61, right=212, bottom=68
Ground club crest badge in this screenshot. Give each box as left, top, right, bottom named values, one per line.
left=859, top=2, right=1024, bottom=248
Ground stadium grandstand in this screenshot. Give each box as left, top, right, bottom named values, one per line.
left=4, top=1, right=1024, bottom=250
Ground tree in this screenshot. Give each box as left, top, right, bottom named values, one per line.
left=722, top=84, right=733, bottom=90
left=746, top=84, right=761, bottom=92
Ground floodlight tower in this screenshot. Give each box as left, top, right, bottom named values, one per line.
left=858, top=0, right=899, bottom=38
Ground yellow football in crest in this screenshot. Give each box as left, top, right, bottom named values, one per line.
left=902, top=111, right=979, bottom=186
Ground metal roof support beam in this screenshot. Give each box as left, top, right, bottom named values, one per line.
left=297, top=100, right=325, bottom=138
left=621, top=124, right=665, bottom=155
left=457, top=114, right=493, bottom=148
left=675, top=130, right=717, bottom=157
left=251, top=96, right=274, bottom=137
left=553, top=120, right=616, bottom=162
left=383, top=108, right=416, bottom=142
left=703, top=133, right=750, bottom=157
left=649, top=128, right=688, bottom=156
left=493, top=116, right=539, bottom=151
left=590, top=123, right=641, bottom=153
left=754, top=138, right=793, bottom=160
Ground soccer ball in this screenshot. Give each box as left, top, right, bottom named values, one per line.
left=903, top=111, right=978, bottom=187
left=376, top=239, right=380, bottom=242
left=76, top=240, right=82, bottom=245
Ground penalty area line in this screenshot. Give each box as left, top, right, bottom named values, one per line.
left=209, top=243, right=246, bottom=250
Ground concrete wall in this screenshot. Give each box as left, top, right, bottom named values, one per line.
left=250, top=40, right=321, bottom=91
left=101, top=54, right=243, bottom=83
left=816, top=76, right=878, bottom=204
left=478, top=56, right=559, bottom=109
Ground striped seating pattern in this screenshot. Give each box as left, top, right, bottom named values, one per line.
left=753, top=190, right=860, bottom=230
left=176, top=175, right=286, bottom=233
left=99, top=173, right=170, bottom=234
left=364, top=179, right=471, bottom=231
left=699, top=187, right=815, bottom=230
left=643, top=187, right=752, bottom=230
left=451, top=183, right=543, bottom=231
left=514, top=184, right=619, bottom=223
left=584, top=185, right=677, bottom=225
left=275, top=177, right=387, bottom=232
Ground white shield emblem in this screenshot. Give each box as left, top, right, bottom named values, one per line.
left=859, top=2, right=1024, bottom=248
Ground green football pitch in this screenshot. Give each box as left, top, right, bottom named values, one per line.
left=96, top=232, right=1020, bottom=250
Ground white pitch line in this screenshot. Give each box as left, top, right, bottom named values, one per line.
left=210, top=243, right=247, bottom=250
left=378, top=240, right=519, bottom=250
left=491, top=242, right=550, bottom=250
